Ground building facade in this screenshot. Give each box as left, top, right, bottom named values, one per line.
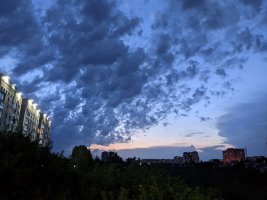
left=223, top=148, right=245, bottom=163
left=183, top=151, right=200, bottom=163
left=18, top=98, right=40, bottom=141
left=37, top=113, right=51, bottom=147
left=0, top=73, right=51, bottom=146
left=0, top=74, right=22, bottom=132
left=174, top=156, right=184, bottom=164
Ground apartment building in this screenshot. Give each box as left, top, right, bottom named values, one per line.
left=37, top=113, right=51, bottom=147
left=223, top=148, right=245, bottom=163
left=0, top=74, right=22, bottom=132
left=18, top=98, right=40, bottom=141
left=183, top=151, right=200, bottom=163
left=0, top=72, right=51, bottom=146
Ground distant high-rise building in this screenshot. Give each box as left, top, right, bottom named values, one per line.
left=37, top=113, right=51, bottom=147
left=183, top=151, right=200, bottom=163
left=223, top=148, right=245, bottom=163
left=0, top=74, right=22, bottom=132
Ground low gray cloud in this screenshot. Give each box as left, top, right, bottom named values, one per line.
left=113, top=145, right=196, bottom=159
left=199, top=145, right=226, bottom=160
left=199, top=117, right=211, bottom=122
left=239, top=0, right=263, bottom=11
left=181, top=0, right=206, bottom=11
left=217, top=95, right=267, bottom=156
left=215, top=68, right=227, bottom=78
left=0, top=1, right=53, bottom=75
left=184, top=131, right=203, bottom=137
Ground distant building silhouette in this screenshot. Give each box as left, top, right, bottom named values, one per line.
left=101, top=151, right=122, bottom=163
left=140, top=153, right=200, bottom=165
left=223, top=148, right=245, bottom=163
left=174, top=156, right=184, bottom=164
left=183, top=151, right=200, bottom=163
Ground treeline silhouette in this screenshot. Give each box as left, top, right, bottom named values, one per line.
left=0, top=132, right=266, bottom=200
left=0, top=132, right=221, bottom=200
left=155, top=161, right=267, bottom=200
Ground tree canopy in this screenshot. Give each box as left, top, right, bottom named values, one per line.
left=0, top=132, right=266, bottom=200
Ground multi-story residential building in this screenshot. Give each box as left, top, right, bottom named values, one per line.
left=37, top=113, right=51, bottom=147
left=0, top=73, right=51, bottom=146
left=223, top=148, right=245, bottom=163
left=183, top=151, right=200, bottom=163
left=0, top=74, right=22, bottom=132
left=18, top=98, right=40, bottom=141
left=11, top=92, right=22, bottom=132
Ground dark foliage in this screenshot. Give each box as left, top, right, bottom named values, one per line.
left=0, top=132, right=221, bottom=200
left=156, top=162, right=267, bottom=200
left=1, top=132, right=266, bottom=199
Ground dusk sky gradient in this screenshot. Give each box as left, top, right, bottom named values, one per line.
left=0, top=0, right=267, bottom=160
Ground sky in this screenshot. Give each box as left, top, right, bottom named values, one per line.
left=0, top=0, right=267, bottom=160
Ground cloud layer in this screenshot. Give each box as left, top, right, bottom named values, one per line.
left=217, top=94, right=267, bottom=156
left=0, top=0, right=266, bottom=152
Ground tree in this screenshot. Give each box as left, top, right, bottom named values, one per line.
left=71, top=145, right=93, bottom=171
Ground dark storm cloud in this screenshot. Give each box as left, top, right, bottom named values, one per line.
left=181, top=85, right=208, bottom=111
left=0, top=0, right=266, bottom=152
left=181, top=0, right=206, bottom=11
left=199, top=117, right=211, bottom=122
left=12, top=0, right=145, bottom=151
left=0, top=1, right=36, bottom=50
left=215, top=68, right=227, bottom=78
left=0, top=0, right=53, bottom=75
left=217, top=95, right=267, bottom=156
left=153, top=33, right=174, bottom=64
left=38, top=0, right=141, bottom=84
left=152, top=0, right=265, bottom=63
left=239, top=0, right=263, bottom=11
left=231, top=28, right=264, bottom=53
